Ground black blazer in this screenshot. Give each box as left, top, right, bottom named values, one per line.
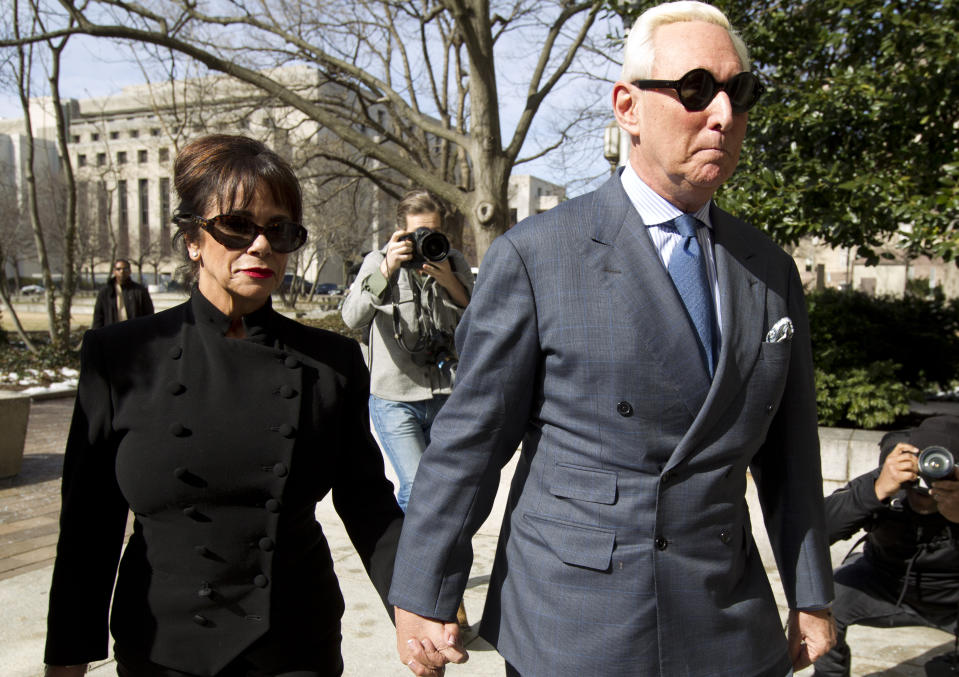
left=45, top=292, right=403, bottom=675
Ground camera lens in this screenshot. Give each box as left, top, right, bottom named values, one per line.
left=418, top=230, right=450, bottom=262
left=918, top=445, right=955, bottom=482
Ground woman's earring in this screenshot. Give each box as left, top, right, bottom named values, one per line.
left=189, top=249, right=199, bottom=260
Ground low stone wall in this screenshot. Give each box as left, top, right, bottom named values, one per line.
left=819, top=426, right=885, bottom=495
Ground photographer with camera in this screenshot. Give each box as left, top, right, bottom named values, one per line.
left=813, top=414, right=959, bottom=677
left=342, top=189, right=472, bottom=516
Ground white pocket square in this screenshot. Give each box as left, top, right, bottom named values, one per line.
left=765, top=317, right=793, bottom=343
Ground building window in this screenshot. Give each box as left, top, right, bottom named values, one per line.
left=96, top=152, right=106, bottom=166
left=160, top=177, right=171, bottom=255
left=71, top=135, right=80, bottom=144
left=139, top=178, right=150, bottom=252
left=130, top=129, right=139, bottom=139
left=78, top=154, right=87, bottom=167
left=150, top=128, right=161, bottom=137
left=91, top=133, right=100, bottom=141
left=509, top=208, right=518, bottom=227
left=138, top=149, right=148, bottom=164
left=158, top=147, right=170, bottom=163
left=110, top=131, right=119, bottom=140
left=117, top=151, right=127, bottom=165
left=118, top=179, right=129, bottom=255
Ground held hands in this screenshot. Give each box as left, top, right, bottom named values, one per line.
left=395, top=607, right=468, bottom=676
left=874, top=442, right=920, bottom=501
left=787, top=608, right=836, bottom=671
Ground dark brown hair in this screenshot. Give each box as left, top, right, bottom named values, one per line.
left=171, top=134, right=302, bottom=280
left=395, top=188, right=447, bottom=230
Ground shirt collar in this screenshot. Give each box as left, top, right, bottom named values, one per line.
left=190, top=288, right=275, bottom=344
left=620, top=162, right=713, bottom=229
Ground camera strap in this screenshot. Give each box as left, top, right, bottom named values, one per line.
left=390, top=268, right=434, bottom=354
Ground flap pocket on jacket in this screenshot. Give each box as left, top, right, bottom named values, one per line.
left=548, top=463, right=617, bottom=504
left=524, top=513, right=615, bottom=571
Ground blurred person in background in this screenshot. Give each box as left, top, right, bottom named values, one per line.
left=91, top=258, right=154, bottom=328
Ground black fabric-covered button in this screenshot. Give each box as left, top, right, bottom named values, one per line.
left=258, top=537, right=275, bottom=552
left=284, top=356, right=300, bottom=369
left=279, top=384, right=296, bottom=399
left=182, top=505, right=198, bottom=518
left=265, top=498, right=281, bottom=513
left=719, top=530, right=732, bottom=545
left=765, top=404, right=774, bottom=414
left=198, top=585, right=213, bottom=598
left=655, top=536, right=668, bottom=551
left=272, top=463, right=289, bottom=478
left=169, top=422, right=188, bottom=437
left=174, top=466, right=188, bottom=479
left=194, top=545, right=211, bottom=557
left=167, top=381, right=186, bottom=395
left=616, top=401, right=633, bottom=417
left=277, top=423, right=296, bottom=438
left=253, top=574, right=269, bottom=588
left=169, top=346, right=183, bottom=359
left=192, top=614, right=210, bottom=626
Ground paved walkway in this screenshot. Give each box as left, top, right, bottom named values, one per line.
left=0, top=397, right=954, bottom=676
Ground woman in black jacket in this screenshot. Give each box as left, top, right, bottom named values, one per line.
left=44, top=134, right=403, bottom=677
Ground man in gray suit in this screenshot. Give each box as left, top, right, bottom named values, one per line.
left=390, top=2, right=836, bottom=675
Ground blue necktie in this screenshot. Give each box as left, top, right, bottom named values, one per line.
left=667, top=214, right=716, bottom=376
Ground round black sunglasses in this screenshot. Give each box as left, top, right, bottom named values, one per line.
left=633, top=68, right=765, bottom=114
left=176, top=213, right=308, bottom=254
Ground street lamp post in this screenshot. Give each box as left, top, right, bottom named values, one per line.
left=603, top=120, right=621, bottom=175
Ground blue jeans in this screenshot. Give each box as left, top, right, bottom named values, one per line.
left=369, top=394, right=448, bottom=512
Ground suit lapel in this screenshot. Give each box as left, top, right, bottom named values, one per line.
left=589, top=175, right=712, bottom=417
left=665, top=206, right=767, bottom=469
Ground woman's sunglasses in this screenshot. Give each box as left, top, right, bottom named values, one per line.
left=177, top=213, right=308, bottom=254
left=633, top=68, right=765, bottom=114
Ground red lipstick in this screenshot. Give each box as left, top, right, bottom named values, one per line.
left=242, top=268, right=274, bottom=279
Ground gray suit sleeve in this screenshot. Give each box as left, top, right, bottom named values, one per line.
left=389, top=235, right=538, bottom=620
left=750, top=261, right=835, bottom=610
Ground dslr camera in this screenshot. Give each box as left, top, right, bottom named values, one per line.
left=409, top=328, right=457, bottom=373
left=917, top=445, right=955, bottom=486
left=400, top=227, right=450, bottom=269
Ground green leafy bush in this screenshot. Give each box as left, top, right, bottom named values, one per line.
left=807, top=289, right=959, bottom=428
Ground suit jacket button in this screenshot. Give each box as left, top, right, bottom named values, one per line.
left=169, top=422, right=188, bottom=437
left=284, top=356, right=300, bottom=369
left=272, top=462, right=289, bottom=477
left=174, top=466, right=188, bottom=479
left=182, top=505, right=198, bottom=518
left=765, top=404, right=774, bottom=414
left=719, top=530, right=732, bottom=545
left=168, top=346, right=183, bottom=359
left=279, top=384, right=296, bottom=399
left=198, top=585, right=213, bottom=598
left=258, top=537, right=275, bottom=552
left=277, top=424, right=296, bottom=438
left=661, top=470, right=674, bottom=484
left=253, top=574, right=269, bottom=588
left=616, top=401, right=633, bottom=417
left=265, top=498, right=281, bottom=513
left=192, top=614, right=210, bottom=626
left=194, top=545, right=211, bottom=557
left=655, top=536, right=668, bottom=551
left=167, top=381, right=185, bottom=395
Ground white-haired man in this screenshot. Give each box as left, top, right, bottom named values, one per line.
left=390, top=3, right=836, bottom=675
